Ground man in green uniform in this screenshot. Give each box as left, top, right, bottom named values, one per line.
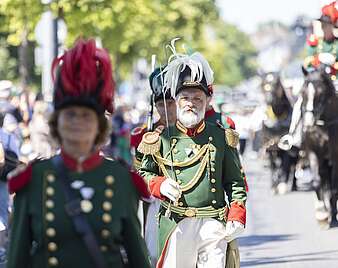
left=130, top=67, right=176, bottom=170
left=130, top=67, right=177, bottom=266
left=139, top=51, right=247, bottom=268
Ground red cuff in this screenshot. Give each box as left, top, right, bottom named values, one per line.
left=149, top=176, right=166, bottom=200
left=227, top=202, right=246, bottom=225
left=130, top=171, right=150, bottom=199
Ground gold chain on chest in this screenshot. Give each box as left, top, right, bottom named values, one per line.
left=154, top=144, right=211, bottom=192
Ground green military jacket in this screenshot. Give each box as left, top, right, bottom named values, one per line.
left=138, top=120, right=247, bottom=258
left=205, top=108, right=248, bottom=191
left=7, top=153, right=150, bottom=268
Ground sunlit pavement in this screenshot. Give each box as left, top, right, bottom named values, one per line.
left=238, top=152, right=338, bottom=267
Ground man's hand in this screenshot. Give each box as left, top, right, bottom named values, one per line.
left=159, top=179, right=181, bottom=202
left=224, top=221, right=245, bottom=242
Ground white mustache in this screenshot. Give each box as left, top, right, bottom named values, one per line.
left=182, top=107, right=197, bottom=114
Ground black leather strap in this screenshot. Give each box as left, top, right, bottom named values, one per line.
left=52, top=155, right=107, bottom=268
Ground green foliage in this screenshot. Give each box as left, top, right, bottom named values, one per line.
left=0, top=38, right=17, bottom=80
left=0, top=0, right=44, bottom=45
left=0, top=0, right=256, bottom=87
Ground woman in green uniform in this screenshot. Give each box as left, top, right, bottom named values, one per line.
left=6, top=39, right=150, bottom=268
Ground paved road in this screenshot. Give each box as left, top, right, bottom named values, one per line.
left=238, top=154, right=338, bottom=267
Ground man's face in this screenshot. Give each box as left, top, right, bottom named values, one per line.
left=176, top=87, right=207, bottom=128
left=155, top=98, right=177, bottom=125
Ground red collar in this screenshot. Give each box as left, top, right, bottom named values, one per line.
left=205, top=107, right=216, bottom=118
left=61, top=149, right=103, bottom=172
left=176, top=120, right=206, bottom=137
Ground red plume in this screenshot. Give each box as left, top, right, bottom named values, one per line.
left=52, top=38, right=115, bottom=113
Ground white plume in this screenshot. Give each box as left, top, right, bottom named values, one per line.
left=161, top=38, right=214, bottom=98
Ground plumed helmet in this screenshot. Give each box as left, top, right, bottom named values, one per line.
left=52, top=38, right=115, bottom=114
left=148, top=66, right=171, bottom=102
left=175, top=65, right=210, bottom=96
left=162, top=38, right=214, bottom=98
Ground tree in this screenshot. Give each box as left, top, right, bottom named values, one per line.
left=0, top=0, right=256, bottom=87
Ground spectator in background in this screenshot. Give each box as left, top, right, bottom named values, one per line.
left=29, top=94, right=57, bottom=159
left=0, top=81, right=23, bottom=138
left=0, top=121, right=20, bottom=264
left=231, top=110, right=250, bottom=156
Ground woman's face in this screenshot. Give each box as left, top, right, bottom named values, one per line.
left=57, top=106, right=99, bottom=146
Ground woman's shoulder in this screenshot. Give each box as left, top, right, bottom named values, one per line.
left=8, top=157, right=50, bottom=194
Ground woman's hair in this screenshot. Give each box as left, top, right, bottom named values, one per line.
left=48, top=110, right=111, bottom=146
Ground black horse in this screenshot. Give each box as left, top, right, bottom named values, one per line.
left=261, top=72, right=298, bottom=194
left=301, top=67, right=338, bottom=227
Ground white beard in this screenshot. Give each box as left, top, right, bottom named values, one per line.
left=177, top=106, right=205, bottom=128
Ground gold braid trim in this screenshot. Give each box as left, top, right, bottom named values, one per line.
left=155, top=146, right=210, bottom=192
left=154, top=144, right=209, bottom=167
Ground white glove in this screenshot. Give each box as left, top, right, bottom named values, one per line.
left=224, top=221, right=245, bottom=242
left=160, top=179, right=181, bottom=202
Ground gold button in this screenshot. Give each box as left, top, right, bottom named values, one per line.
left=46, top=174, right=55, bottom=183
left=48, top=257, right=58, bottom=266
left=46, top=200, right=54, bottom=209
left=102, top=213, right=112, bottom=223
left=212, top=200, right=217, bottom=204
left=208, top=137, right=213, bottom=141
left=46, top=228, right=56, bottom=237
left=211, top=179, right=216, bottom=183
left=178, top=202, right=183, bottom=206
left=46, top=212, right=55, bottom=222
left=173, top=149, right=178, bottom=154
left=101, top=229, right=110, bottom=238
left=105, top=189, right=114, bottom=198
left=100, top=245, right=108, bottom=252
left=102, top=201, right=112, bottom=211
left=81, top=200, right=93, bottom=213
left=46, top=187, right=55, bottom=196
left=105, top=175, right=115, bottom=185
left=48, top=242, right=58, bottom=252
left=211, top=168, right=215, bottom=172
left=175, top=170, right=181, bottom=175
left=211, top=188, right=216, bottom=193
left=184, top=209, right=196, bottom=217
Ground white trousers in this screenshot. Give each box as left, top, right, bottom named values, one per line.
left=162, top=218, right=228, bottom=268
left=145, top=199, right=160, bottom=267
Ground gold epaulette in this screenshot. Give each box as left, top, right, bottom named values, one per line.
left=137, top=131, right=161, bottom=155
left=225, top=128, right=239, bottom=148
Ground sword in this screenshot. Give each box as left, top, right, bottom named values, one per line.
left=146, top=55, right=156, bottom=132
left=159, top=47, right=181, bottom=217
